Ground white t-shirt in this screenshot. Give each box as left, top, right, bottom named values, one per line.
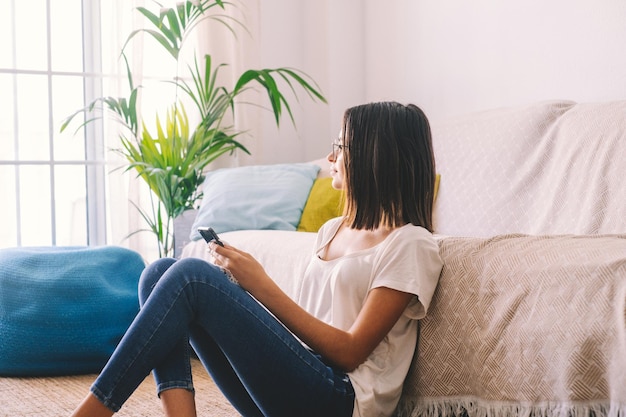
left=296, top=218, right=443, bottom=417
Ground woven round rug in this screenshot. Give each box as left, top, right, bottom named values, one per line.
left=0, top=359, right=237, bottom=416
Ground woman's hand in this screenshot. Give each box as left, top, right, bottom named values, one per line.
left=207, top=241, right=271, bottom=292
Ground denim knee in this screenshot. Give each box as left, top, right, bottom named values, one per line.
left=138, top=257, right=177, bottom=306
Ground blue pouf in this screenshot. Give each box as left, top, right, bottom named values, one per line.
left=0, top=246, right=146, bottom=376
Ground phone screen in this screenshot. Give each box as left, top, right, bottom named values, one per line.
left=198, top=227, right=224, bottom=246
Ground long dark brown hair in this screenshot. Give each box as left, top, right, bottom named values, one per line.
left=340, top=101, right=436, bottom=231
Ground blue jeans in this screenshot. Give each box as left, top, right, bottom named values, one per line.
left=90, top=257, right=355, bottom=417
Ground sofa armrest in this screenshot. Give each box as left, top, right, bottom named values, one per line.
left=181, top=230, right=317, bottom=301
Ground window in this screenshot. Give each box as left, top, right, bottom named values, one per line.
left=1, top=0, right=107, bottom=248
left=1, top=0, right=261, bottom=259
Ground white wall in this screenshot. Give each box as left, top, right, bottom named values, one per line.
left=252, top=0, right=367, bottom=164
left=364, top=0, right=626, bottom=123
left=252, top=0, right=626, bottom=164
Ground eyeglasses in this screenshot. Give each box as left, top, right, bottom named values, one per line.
left=332, top=142, right=348, bottom=160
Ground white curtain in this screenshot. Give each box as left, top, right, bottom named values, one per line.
left=102, top=0, right=170, bottom=262
left=195, top=0, right=263, bottom=168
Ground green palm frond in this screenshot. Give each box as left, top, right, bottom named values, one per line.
left=123, top=0, right=240, bottom=60
left=233, top=67, right=327, bottom=126
left=116, top=103, right=248, bottom=219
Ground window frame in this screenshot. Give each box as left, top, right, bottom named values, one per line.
left=0, top=0, right=107, bottom=247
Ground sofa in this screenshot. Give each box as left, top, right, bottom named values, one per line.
left=179, top=100, right=626, bottom=417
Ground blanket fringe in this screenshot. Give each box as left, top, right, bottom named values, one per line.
left=394, top=397, right=626, bottom=417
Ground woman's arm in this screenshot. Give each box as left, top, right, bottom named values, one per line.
left=209, top=242, right=414, bottom=372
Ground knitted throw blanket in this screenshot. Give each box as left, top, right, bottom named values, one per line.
left=396, top=234, right=626, bottom=417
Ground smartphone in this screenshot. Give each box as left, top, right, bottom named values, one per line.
left=198, top=227, right=224, bottom=247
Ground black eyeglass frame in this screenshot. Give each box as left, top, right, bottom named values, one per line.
left=332, top=143, right=348, bottom=160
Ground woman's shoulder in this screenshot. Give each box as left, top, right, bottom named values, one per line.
left=317, top=216, right=344, bottom=236
left=313, top=217, right=344, bottom=249
left=392, top=223, right=438, bottom=245
left=381, top=224, right=442, bottom=267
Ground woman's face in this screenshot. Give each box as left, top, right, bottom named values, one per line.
left=327, top=132, right=346, bottom=190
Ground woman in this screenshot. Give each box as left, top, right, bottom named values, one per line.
left=71, top=101, right=443, bottom=417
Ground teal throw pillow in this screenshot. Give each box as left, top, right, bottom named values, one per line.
left=189, top=163, right=320, bottom=240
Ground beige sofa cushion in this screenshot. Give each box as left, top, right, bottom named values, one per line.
left=181, top=229, right=317, bottom=300
left=397, top=233, right=626, bottom=416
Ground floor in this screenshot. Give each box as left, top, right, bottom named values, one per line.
left=0, top=359, right=237, bottom=416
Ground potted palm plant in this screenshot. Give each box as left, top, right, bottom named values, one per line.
left=62, top=0, right=326, bottom=258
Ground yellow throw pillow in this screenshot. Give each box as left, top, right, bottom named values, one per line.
left=297, top=177, right=344, bottom=232
left=297, top=174, right=440, bottom=233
